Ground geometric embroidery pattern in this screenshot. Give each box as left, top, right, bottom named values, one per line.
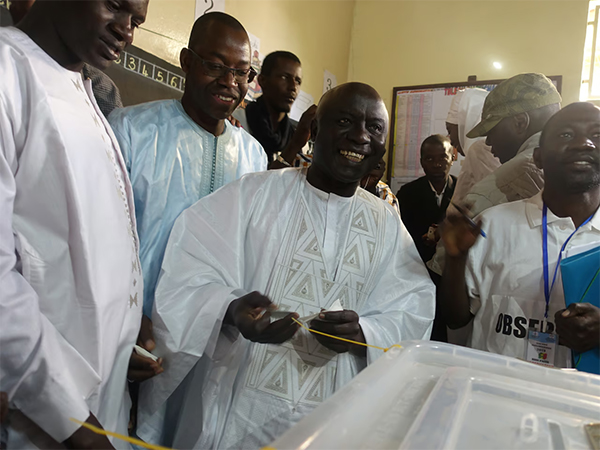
left=290, top=274, right=316, bottom=303
left=298, top=360, right=316, bottom=390
left=244, top=186, right=387, bottom=408
left=343, top=243, right=361, bottom=271
left=305, top=371, right=325, bottom=403
left=351, top=210, right=370, bottom=233
left=264, top=360, right=289, bottom=395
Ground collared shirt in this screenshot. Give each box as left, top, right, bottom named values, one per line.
left=464, top=132, right=544, bottom=217
left=428, top=178, right=449, bottom=206
left=398, top=175, right=456, bottom=263
left=465, top=192, right=600, bottom=367
left=109, top=99, right=267, bottom=317
left=0, top=26, right=141, bottom=444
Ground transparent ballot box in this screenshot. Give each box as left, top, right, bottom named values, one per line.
left=269, top=341, right=600, bottom=450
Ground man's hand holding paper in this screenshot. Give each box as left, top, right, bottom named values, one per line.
left=226, top=291, right=300, bottom=344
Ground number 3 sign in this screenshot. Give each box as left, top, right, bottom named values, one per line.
left=323, top=70, right=337, bottom=94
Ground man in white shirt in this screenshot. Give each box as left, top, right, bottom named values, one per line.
left=109, top=13, right=267, bottom=367
left=439, top=102, right=600, bottom=368
left=0, top=0, right=148, bottom=448
left=136, top=82, right=435, bottom=449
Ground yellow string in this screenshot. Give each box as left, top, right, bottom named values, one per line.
left=292, top=317, right=402, bottom=352
left=70, top=319, right=401, bottom=450
left=69, top=418, right=173, bottom=450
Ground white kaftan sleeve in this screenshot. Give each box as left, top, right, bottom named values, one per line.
left=358, top=207, right=436, bottom=364
left=141, top=173, right=267, bottom=415
left=0, top=95, right=91, bottom=442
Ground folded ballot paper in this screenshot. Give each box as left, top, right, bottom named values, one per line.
left=560, top=243, right=600, bottom=375
left=269, top=299, right=344, bottom=323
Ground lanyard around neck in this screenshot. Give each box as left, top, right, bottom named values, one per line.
left=542, top=203, right=593, bottom=318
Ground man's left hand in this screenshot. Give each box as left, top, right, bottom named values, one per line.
left=555, top=303, right=600, bottom=353
left=310, top=310, right=366, bottom=356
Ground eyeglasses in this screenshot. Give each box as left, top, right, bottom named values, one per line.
left=186, top=48, right=257, bottom=84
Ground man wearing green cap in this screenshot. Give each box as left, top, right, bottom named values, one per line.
left=461, top=72, right=561, bottom=216
left=428, top=73, right=561, bottom=281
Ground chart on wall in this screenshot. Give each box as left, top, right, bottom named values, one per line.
left=388, top=77, right=562, bottom=193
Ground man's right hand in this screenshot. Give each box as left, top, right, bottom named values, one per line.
left=271, top=105, right=318, bottom=169
left=127, top=316, right=163, bottom=382
left=63, top=413, right=114, bottom=450
left=292, top=104, right=317, bottom=147
left=225, top=291, right=300, bottom=344
left=439, top=207, right=480, bottom=330
left=440, top=210, right=482, bottom=258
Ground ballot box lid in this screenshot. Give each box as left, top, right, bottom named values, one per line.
left=269, top=341, right=600, bottom=450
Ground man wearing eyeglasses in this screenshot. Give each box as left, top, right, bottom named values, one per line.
left=108, top=12, right=267, bottom=381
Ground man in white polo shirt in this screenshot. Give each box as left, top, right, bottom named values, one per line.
left=439, top=102, right=600, bottom=368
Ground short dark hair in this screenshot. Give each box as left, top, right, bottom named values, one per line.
left=420, top=134, right=452, bottom=156
left=260, top=51, right=301, bottom=76
left=189, top=12, right=247, bottom=47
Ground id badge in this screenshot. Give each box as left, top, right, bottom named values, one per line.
left=526, top=328, right=557, bottom=367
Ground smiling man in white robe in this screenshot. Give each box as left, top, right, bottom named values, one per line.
left=137, top=82, right=435, bottom=449
left=0, top=1, right=148, bottom=448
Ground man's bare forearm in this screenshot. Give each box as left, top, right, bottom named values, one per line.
left=439, top=254, right=473, bottom=329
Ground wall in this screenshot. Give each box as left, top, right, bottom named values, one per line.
left=227, top=0, right=355, bottom=103
left=134, top=0, right=196, bottom=68
left=132, top=0, right=356, bottom=103
left=348, top=0, right=588, bottom=113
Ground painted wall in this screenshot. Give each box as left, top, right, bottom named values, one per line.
left=348, top=0, right=588, bottom=114
left=227, top=0, right=355, bottom=103
left=133, top=0, right=356, bottom=103
left=133, top=0, right=195, bottom=68
left=133, top=0, right=588, bottom=114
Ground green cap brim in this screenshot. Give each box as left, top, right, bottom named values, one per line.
left=466, top=116, right=503, bottom=138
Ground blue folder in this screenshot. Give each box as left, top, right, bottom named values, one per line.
left=560, top=245, right=600, bottom=374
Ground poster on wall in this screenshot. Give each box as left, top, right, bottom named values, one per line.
left=391, top=85, right=494, bottom=193
left=195, top=0, right=225, bottom=18
left=388, top=76, right=562, bottom=193
left=290, top=91, right=314, bottom=122
left=323, top=70, right=337, bottom=94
